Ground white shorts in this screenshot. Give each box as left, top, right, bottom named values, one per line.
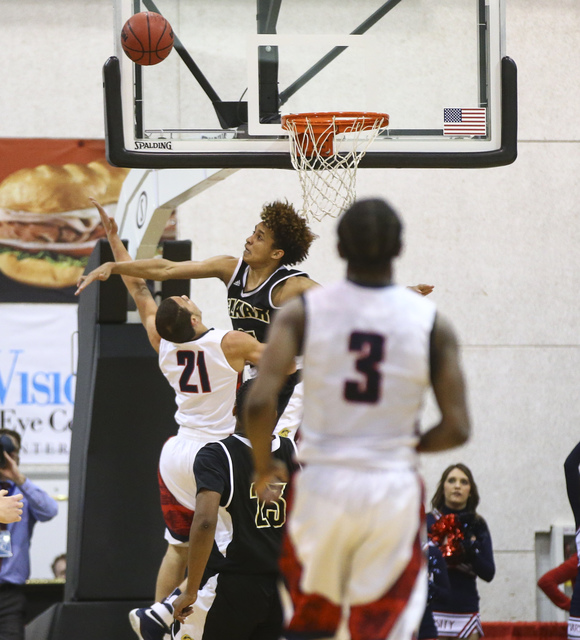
left=433, top=612, right=483, bottom=638
left=289, top=464, right=425, bottom=607
left=159, top=430, right=219, bottom=511
left=159, top=430, right=223, bottom=545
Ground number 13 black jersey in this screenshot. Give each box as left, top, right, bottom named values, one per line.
left=194, top=434, right=298, bottom=575
left=299, top=281, right=436, bottom=470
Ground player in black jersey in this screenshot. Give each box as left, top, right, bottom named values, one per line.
left=171, top=379, right=298, bottom=640
left=77, top=201, right=320, bottom=341
left=76, top=200, right=432, bottom=342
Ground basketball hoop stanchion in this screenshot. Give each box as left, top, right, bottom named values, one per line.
left=281, top=112, right=389, bottom=221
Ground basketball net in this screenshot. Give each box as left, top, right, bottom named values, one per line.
left=282, top=112, right=389, bottom=222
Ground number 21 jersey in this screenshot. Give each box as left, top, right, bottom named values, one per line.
left=158, top=328, right=237, bottom=437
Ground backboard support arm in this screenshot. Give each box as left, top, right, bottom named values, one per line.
left=279, top=0, right=405, bottom=106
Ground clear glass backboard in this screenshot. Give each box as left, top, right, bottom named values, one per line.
left=106, top=0, right=517, bottom=169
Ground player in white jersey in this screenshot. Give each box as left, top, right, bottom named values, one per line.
left=84, top=201, right=292, bottom=640
left=246, top=198, right=471, bottom=640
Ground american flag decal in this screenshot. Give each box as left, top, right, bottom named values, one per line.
left=443, top=108, right=487, bottom=136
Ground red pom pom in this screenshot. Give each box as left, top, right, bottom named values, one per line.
left=429, top=514, right=465, bottom=563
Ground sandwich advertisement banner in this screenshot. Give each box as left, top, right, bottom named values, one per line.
left=0, top=138, right=129, bottom=304
left=0, top=139, right=126, bottom=464
left=0, top=139, right=177, bottom=465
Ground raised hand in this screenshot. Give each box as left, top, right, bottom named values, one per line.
left=89, top=197, right=119, bottom=238
left=75, top=262, right=114, bottom=295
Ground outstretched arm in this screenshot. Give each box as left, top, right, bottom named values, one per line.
left=87, top=199, right=161, bottom=352
left=417, top=313, right=471, bottom=452
left=245, top=297, right=304, bottom=498
left=76, top=253, right=238, bottom=294
left=75, top=208, right=239, bottom=297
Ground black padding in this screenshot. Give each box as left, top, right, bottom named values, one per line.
left=160, top=240, right=191, bottom=300
left=25, top=601, right=152, bottom=640
left=83, top=239, right=128, bottom=324
left=66, top=247, right=178, bottom=603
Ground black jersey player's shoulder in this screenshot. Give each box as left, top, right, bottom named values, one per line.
left=194, top=440, right=233, bottom=502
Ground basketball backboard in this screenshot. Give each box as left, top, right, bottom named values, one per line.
left=106, top=0, right=516, bottom=169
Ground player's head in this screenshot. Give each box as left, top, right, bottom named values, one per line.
left=259, top=200, right=317, bottom=266
left=155, top=295, right=202, bottom=343
left=431, top=463, right=480, bottom=513
left=337, top=198, right=402, bottom=269
left=233, top=379, right=255, bottom=434
left=51, top=553, right=67, bottom=579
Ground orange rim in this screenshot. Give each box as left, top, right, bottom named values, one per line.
left=282, top=111, right=389, bottom=132
left=281, top=111, right=389, bottom=157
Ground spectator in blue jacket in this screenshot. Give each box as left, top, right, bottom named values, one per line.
left=0, top=429, right=58, bottom=640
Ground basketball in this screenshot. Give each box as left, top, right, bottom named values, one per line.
left=121, top=12, right=174, bottom=66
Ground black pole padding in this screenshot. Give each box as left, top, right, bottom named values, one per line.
left=160, top=240, right=192, bottom=301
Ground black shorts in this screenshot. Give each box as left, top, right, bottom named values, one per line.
left=203, top=572, right=282, bottom=640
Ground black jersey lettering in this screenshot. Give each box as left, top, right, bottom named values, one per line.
left=228, top=298, right=271, bottom=324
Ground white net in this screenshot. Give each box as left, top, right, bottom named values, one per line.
left=283, top=113, right=388, bottom=222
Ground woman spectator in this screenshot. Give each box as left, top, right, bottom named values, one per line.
left=427, top=464, right=495, bottom=640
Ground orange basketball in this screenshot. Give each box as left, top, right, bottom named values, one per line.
left=121, top=12, right=174, bottom=66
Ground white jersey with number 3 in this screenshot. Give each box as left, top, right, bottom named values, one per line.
left=299, top=281, right=436, bottom=469
left=158, top=328, right=237, bottom=437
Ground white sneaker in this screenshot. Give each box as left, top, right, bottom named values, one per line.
left=129, top=607, right=172, bottom=640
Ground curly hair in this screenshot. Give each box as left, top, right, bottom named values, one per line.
left=431, top=463, right=480, bottom=513
left=260, top=201, right=317, bottom=266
